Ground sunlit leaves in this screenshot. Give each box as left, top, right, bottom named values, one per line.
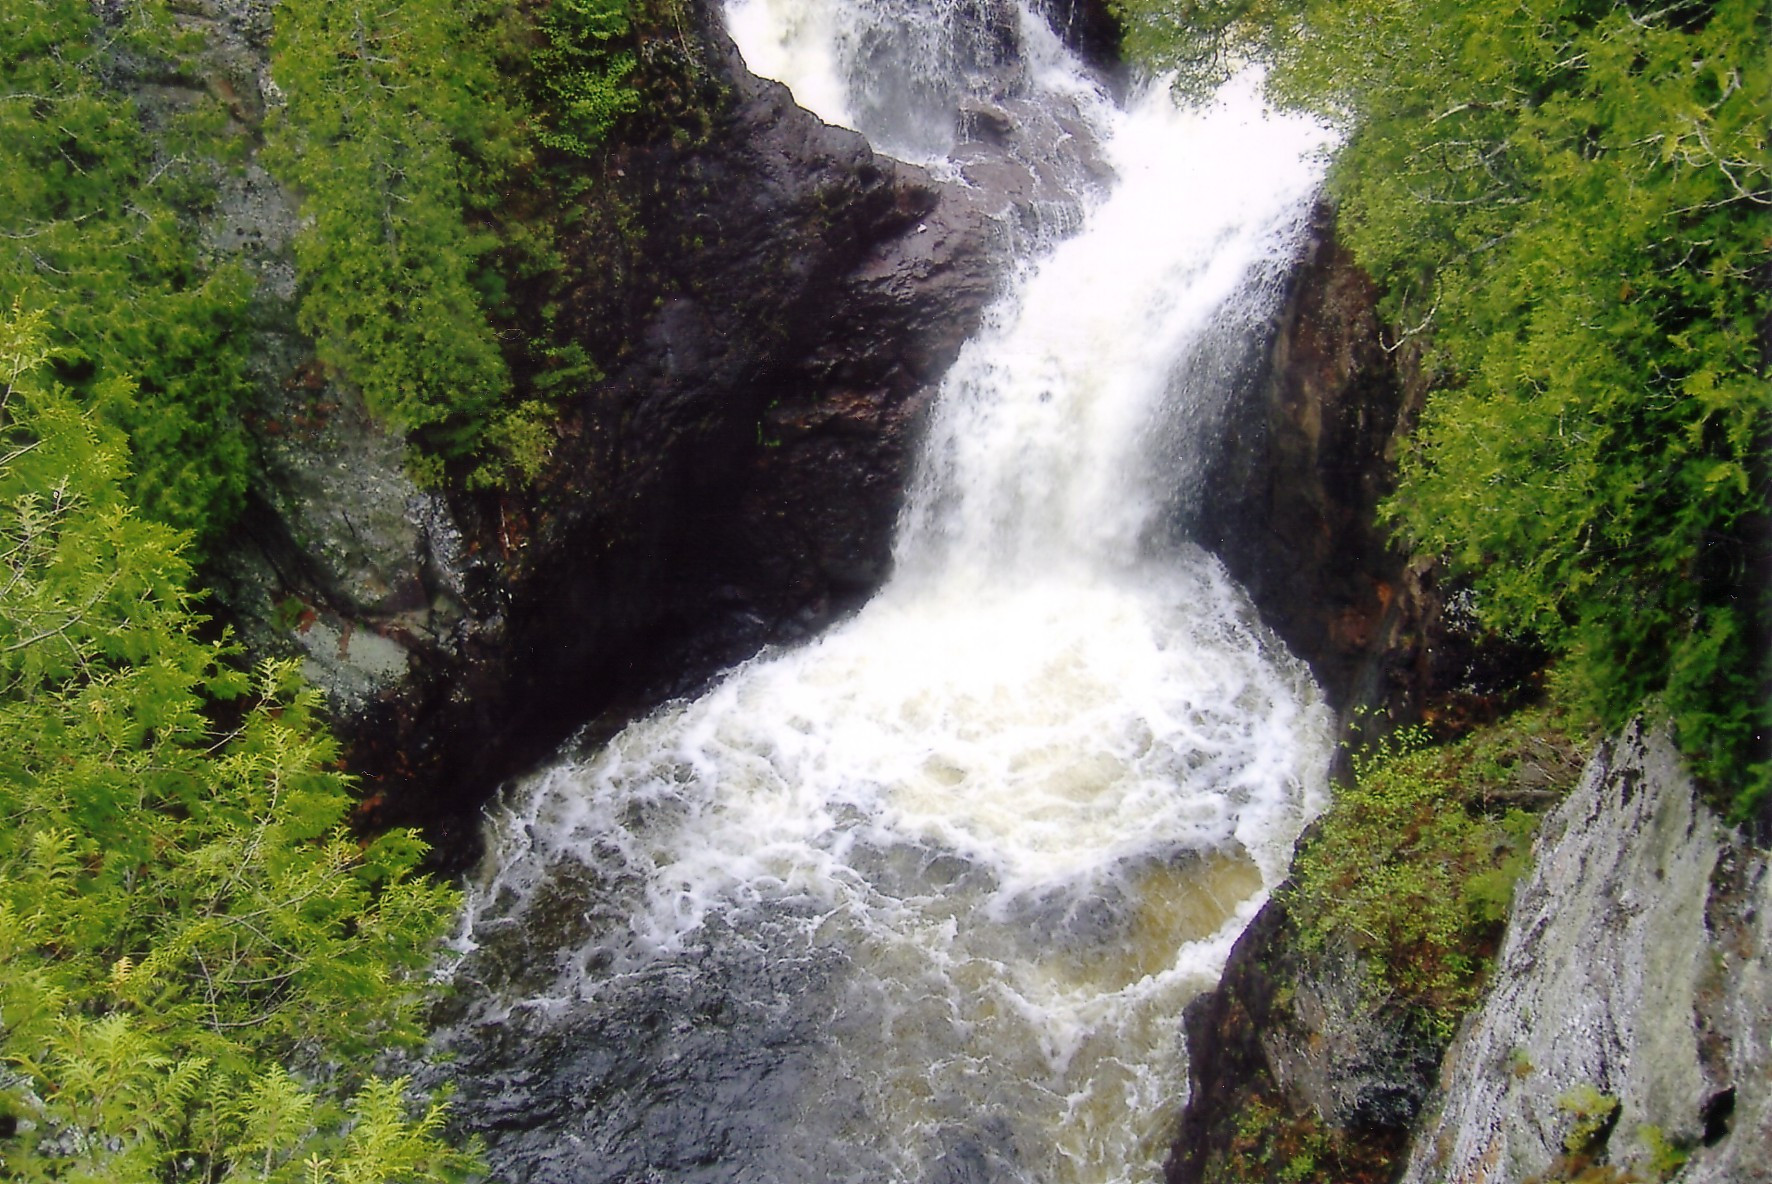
left=0, top=308, right=470, bottom=1183
left=534, top=0, right=642, bottom=158
left=1121, top=0, right=1770, bottom=811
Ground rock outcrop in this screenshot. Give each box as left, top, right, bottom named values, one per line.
left=1194, top=206, right=1428, bottom=722
left=1193, top=206, right=1551, bottom=746
left=1167, top=722, right=1771, bottom=1184
left=1164, top=888, right=1441, bottom=1184
left=1400, top=722, right=1769, bottom=1184
left=172, top=0, right=1017, bottom=859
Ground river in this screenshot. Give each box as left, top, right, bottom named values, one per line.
left=433, top=3, right=1336, bottom=1181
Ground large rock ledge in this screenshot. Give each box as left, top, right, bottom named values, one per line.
left=1195, top=205, right=1428, bottom=722
left=1166, top=723, right=1771, bottom=1184
left=1399, top=722, right=1769, bottom=1184
left=192, top=0, right=1012, bottom=858
left=1194, top=203, right=1553, bottom=748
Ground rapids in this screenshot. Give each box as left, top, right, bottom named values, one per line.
left=434, top=3, right=1338, bottom=1181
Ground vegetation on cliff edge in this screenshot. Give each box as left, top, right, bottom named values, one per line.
left=0, top=4, right=671, bottom=1172
left=1119, top=0, right=1771, bottom=817
left=266, top=0, right=657, bottom=488
left=1193, top=707, right=1591, bottom=1184
left=0, top=306, right=473, bottom=1181
left=0, top=0, right=255, bottom=548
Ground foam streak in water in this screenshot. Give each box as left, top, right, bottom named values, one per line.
left=441, top=6, right=1337, bottom=1183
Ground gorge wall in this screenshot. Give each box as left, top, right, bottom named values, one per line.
left=78, top=5, right=1772, bottom=1183
left=1399, top=722, right=1770, bottom=1184
left=1168, top=723, right=1772, bottom=1184
left=1194, top=206, right=1430, bottom=725
left=146, top=0, right=1420, bottom=867
left=192, top=0, right=1407, bottom=863
left=1158, top=93, right=1768, bottom=1184
left=180, top=0, right=1011, bottom=860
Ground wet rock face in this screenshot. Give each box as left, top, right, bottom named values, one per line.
left=1191, top=207, right=1550, bottom=743
left=366, top=9, right=1008, bottom=842
left=1164, top=896, right=1437, bottom=1184
left=185, top=0, right=1008, bottom=854
left=1192, top=207, right=1430, bottom=723
left=1033, top=0, right=1124, bottom=69
left=1399, top=722, right=1771, bottom=1184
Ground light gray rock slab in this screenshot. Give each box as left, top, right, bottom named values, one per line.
left=1401, top=720, right=1768, bottom=1184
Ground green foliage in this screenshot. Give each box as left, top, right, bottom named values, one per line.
left=1121, top=0, right=1772, bottom=815
left=265, top=0, right=652, bottom=485
left=1109, top=0, right=1283, bottom=96
left=5, top=0, right=644, bottom=509
left=1202, top=1090, right=1405, bottom=1184
left=0, top=0, right=255, bottom=546
left=265, top=0, right=527, bottom=460
left=1636, top=1124, right=1691, bottom=1180
left=533, top=0, right=642, bottom=160
left=1290, top=710, right=1587, bottom=1035
left=1208, top=1096, right=1333, bottom=1184
left=0, top=306, right=473, bottom=1182
left=1557, top=1085, right=1621, bottom=1156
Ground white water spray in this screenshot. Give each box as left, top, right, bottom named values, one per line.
left=444, top=5, right=1337, bottom=1182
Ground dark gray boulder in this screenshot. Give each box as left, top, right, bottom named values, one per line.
left=179, top=0, right=1024, bottom=861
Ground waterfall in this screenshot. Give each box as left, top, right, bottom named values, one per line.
left=435, top=5, right=1337, bottom=1182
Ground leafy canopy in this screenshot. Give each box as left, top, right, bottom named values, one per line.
left=0, top=0, right=255, bottom=547
left=0, top=305, right=472, bottom=1182
left=1120, top=0, right=1771, bottom=813
left=264, top=0, right=526, bottom=462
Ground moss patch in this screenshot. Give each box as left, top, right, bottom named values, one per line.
left=1289, top=706, right=1590, bottom=1038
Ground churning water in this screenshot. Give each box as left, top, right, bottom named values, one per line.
left=436, top=3, right=1338, bottom=1182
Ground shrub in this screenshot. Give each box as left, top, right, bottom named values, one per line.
left=1289, top=710, right=1587, bottom=1035
left=0, top=305, right=474, bottom=1182
left=0, top=0, right=256, bottom=548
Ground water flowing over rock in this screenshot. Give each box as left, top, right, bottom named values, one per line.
left=430, top=2, right=1342, bottom=1180
left=155, top=0, right=1416, bottom=867
left=187, top=0, right=1011, bottom=849
left=1192, top=212, right=1427, bottom=719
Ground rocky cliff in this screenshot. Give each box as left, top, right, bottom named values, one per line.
left=1193, top=207, right=1429, bottom=723
left=1166, top=722, right=1771, bottom=1184
left=1192, top=205, right=1550, bottom=741
left=1399, top=723, right=1769, bottom=1184
left=1163, top=165, right=1767, bottom=1184
left=171, top=0, right=1018, bottom=861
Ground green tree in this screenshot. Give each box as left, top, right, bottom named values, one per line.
left=532, top=0, right=642, bottom=160
left=0, top=305, right=473, bottom=1181
left=265, top=0, right=663, bottom=486
left=265, top=0, right=528, bottom=462
left=1121, top=0, right=1771, bottom=812
left=0, top=0, right=256, bottom=546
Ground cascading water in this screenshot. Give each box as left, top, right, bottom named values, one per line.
left=435, top=4, right=1337, bottom=1182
